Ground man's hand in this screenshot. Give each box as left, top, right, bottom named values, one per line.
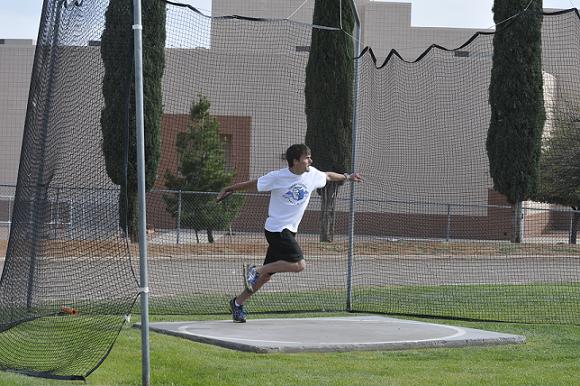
left=216, top=188, right=233, bottom=202
left=347, top=172, right=364, bottom=182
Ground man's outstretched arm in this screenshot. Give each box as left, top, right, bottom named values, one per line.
left=325, top=172, right=364, bottom=183
left=216, top=179, right=259, bottom=202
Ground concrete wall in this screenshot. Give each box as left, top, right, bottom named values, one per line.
left=0, top=40, right=35, bottom=185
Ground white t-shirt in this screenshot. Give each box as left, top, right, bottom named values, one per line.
left=257, top=166, right=327, bottom=232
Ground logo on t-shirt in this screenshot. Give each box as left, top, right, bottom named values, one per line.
left=283, top=183, right=309, bottom=205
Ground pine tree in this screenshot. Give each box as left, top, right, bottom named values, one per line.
left=100, top=0, right=165, bottom=241
left=164, top=96, right=243, bottom=243
left=487, top=0, right=545, bottom=242
left=535, top=113, right=580, bottom=244
left=305, top=0, right=355, bottom=242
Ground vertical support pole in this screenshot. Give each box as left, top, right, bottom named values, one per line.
left=69, top=197, right=73, bottom=236
left=176, top=190, right=182, bottom=245
left=569, top=210, right=574, bottom=244
left=346, top=1, right=361, bottom=312
left=445, top=204, right=451, bottom=242
left=54, top=187, right=60, bottom=239
left=8, top=195, right=12, bottom=236
left=131, top=0, right=150, bottom=385
left=512, top=203, right=517, bottom=243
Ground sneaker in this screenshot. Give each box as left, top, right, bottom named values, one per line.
left=229, top=297, right=246, bottom=323
left=243, top=264, right=260, bottom=292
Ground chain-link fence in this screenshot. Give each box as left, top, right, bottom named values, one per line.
left=1, top=185, right=578, bottom=245
left=144, top=189, right=580, bottom=246
left=0, top=185, right=15, bottom=241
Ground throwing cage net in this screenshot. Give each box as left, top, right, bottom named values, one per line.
left=0, top=0, right=579, bottom=379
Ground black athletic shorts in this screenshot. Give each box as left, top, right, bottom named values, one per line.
left=263, top=228, right=304, bottom=265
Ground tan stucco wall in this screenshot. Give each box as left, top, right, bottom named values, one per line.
left=0, top=40, right=35, bottom=185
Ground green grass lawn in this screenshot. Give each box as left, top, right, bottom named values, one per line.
left=1, top=282, right=578, bottom=384
left=147, top=283, right=580, bottom=324
left=353, top=283, right=580, bottom=324
left=0, top=313, right=579, bottom=386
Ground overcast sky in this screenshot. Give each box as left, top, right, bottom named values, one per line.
left=0, top=0, right=577, bottom=40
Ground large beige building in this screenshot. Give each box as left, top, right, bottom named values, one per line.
left=0, top=1, right=490, bottom=186
left=0, top=1, right=573, bottom=239
left=214, top=1, right=490, bottom=61
left=0, top=39, right=35, bottom=186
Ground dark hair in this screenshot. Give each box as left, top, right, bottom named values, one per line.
left=285, top=144, right=311, bottom=167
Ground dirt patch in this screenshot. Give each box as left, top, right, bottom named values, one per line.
left=0, top=236, right=577, bottom=259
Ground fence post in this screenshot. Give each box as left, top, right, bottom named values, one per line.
left=570, top=210, right=574, bottom=245
left=445, top=204, right=451, bottom=242
left=346, top=5, right=362, bottom=313
left=54, top=187, right=60, bottom=239
left=511, top=203, right=517, bottom=243
left=176, top=190, right=182, bottom=245
left=8, top=195, right=13, bottom=236
left=69, top=197, right=73, bottom=237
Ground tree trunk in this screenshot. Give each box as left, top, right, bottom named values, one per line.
left=119, top=186, right=127, bottom=237
left=512, top=201, right=524, bottom=243
left=570, top=209, right=579, bottom=245
left=319, top=182, right=339, bottom=242
left=207, top=228, right=214, bottom=243
left=128, top=191, right=138, bottom=243
left=119, top=185, right=138, bottom=242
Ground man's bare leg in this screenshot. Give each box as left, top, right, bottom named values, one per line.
left=236, top=259, right=305, bottom=305
left=236, top=273, right=270, bottom=304
left=260, top=259, right=305, bottom=275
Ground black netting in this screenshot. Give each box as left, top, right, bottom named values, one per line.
left=352, top=9, right=580, bottom=323
left=0, top=0, right=579, bottom=379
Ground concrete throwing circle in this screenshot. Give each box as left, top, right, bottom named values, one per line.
left=147, top=316, right=525, bottom=353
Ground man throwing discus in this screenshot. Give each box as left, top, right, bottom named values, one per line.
left=216, top=144, right=363, bottom=322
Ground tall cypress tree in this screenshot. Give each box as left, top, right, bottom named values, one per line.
left=100, top=0, right=166, bottom=240
left=487, top=0, right=545, bottom=242
left=305, top=0, right=355, bottom=242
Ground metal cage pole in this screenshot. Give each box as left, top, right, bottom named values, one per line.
left=131, top=0, right=150, bottom=384
left=346, top=1, right=361, bottom=312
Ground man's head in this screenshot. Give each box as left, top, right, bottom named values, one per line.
left=285, top=144, right=311, bottom=168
